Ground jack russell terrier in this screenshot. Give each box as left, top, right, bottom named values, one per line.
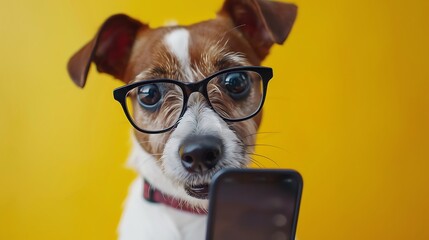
left=67, top=0, right=297, bottom=239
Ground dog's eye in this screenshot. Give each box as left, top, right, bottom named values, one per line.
left=137, top=84, right=162, bottom=110
left=222, top=72, right=251, bottom=99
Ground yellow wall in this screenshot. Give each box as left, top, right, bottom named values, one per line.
left=1, top=0, right=428, bottom=239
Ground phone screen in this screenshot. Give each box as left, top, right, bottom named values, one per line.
left=206, top=169, right=302, bottom=240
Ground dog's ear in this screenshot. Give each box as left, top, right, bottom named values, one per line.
left=67, top=14, right=147, bottom=88
left=218, top=0, right=297, bottom=60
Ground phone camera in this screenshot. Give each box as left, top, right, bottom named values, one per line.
left=272, top=213, right=288, bottom=227
left=283, top=178, right=293, bottom=183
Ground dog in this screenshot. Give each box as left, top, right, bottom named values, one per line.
left=67, top=0, right=297, bottom=239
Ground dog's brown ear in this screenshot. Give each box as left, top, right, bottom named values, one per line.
left=218, top=0, right=297, bottom=60
left=67, top=14, right=147, bottom=88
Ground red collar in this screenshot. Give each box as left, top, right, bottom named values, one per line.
left=143, top=179, right=207, bottom=215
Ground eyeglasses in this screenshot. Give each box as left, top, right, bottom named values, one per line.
left=113, top=66, right=273, bottom=134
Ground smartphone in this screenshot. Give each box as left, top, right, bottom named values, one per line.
left=206, top=169, right=303, bottom=240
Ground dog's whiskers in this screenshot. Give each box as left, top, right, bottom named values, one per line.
left=249, top=157, right=265, bottom=168
left=243, top=131, right=281, bottom=139
left=246, top=152, right=280, bottom=167
left=245, top=143, right=285, bottom=151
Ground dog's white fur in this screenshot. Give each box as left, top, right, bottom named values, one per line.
left=164, top=29, right=193, bottom=81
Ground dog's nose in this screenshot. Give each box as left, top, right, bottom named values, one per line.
left=179, top=135, right=223, bottom=173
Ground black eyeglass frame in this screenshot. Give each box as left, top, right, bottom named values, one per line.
left=113, top=66, right=273, bottom=134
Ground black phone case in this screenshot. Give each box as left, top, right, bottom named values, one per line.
left=206, top=168, right=303, bottom=240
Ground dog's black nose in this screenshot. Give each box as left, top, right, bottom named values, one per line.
left=179, top=135, right=223, bottom=173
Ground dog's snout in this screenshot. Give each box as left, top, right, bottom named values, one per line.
left=179, top=135, right=223, bottom=173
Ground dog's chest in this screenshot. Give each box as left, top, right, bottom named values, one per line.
left=118, top=178, right=207, bottom=240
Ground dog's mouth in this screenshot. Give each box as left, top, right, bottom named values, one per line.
left=184, top=183, right=210, bottom=199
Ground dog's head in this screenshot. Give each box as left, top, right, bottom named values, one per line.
left=68, top=0, right=296, bottom=203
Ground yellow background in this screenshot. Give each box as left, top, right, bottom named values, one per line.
left=1, top=0, right=428, bottom=239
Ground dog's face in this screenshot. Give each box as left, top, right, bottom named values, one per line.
left=68, top=0, right=296, bottom=201
left=129, top=22, right=264, bottom=199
